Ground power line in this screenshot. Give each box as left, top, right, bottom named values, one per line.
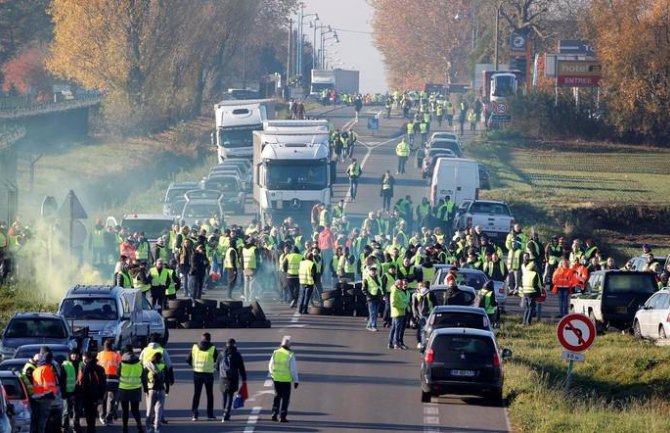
left=332, top=27, right=373, bottom=35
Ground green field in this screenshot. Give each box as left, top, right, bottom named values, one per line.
left=500, top=320, right=670, bottom=432
left=467, top=139, right=670, bottom=208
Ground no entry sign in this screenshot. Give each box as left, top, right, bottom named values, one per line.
left=556, top=313, right=596, bottom=352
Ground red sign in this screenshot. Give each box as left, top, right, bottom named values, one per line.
left=556, top=314, right=596, bottom=352
left=492, top=102, right=508, bottom=114
left=557, top=76, right=601, bottom=87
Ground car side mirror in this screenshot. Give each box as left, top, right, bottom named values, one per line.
left=501, top=348, right=512, bottom=361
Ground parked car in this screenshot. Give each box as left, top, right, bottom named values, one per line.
left=422, top=306, right=493, bottom=346
left=626, top=255, right=668, bottom=275
left=428, top=132, right=459, bottom=144
left=452, top=200, right=514, bottom=243
left=0, top=371, right=30, bottom=433
left=201, top=175, right=246, bottom=214
left=570, top=270, right=658, bottom=332
left=13, top=345, right=69, bottom=364
left=429, top=158, right=480, bottom=208
left=163, top=182, right=199, bottom=216
left=427, top=138, right=462, bottom=157
left=180, top=190, right=225, bottom=228
left=422, top=151, right=457, bottom=179
left=633, top=289, right=670, bottom=340
left=215, top=159, right=253, bottom=192
left=0, top=313, right=76, bottom=361
left=420, top=327, right=510, bottom=403
left=0, top=383, right=12, bottom=433
left=58, top=286, right=167, bottom=349
left=120, top=214, right=174, bottom=243
left=432, top=267, right=488, bottom=290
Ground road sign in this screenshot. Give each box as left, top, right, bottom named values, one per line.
left=560, top=350, right=585, bottom=362
left=557, top=60, right=602, bottom=88
left=59, top=190, right=88, bottom=220
left=492, top=101, right=508, bottom=114
left=559, top=39, right=596, bottom=57
left=557, top=313, right=596, bottom=352
left=367, top=117, right=379, bottom=130
left=510, top=30, right=528, bottom=53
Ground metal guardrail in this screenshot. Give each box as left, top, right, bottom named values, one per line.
left=0, top=96, right=103, bottom=119
left=0, top=125, right=27, bottom=150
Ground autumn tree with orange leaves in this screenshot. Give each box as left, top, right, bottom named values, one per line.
left=587, top=0, right=670, bottom=142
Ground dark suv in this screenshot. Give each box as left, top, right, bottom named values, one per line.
left=420, top=328, right=510, bottom=404
left=0, top=313, right=73, bottom=361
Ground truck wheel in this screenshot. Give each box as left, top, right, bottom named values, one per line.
left=589, top=310, right=603, bottom=334
left=421, top=390, right=431, bottom=403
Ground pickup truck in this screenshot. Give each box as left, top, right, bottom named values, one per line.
left=452, top=200, right=514, bottom=242
left=58, top=285, right=168, bottom=349
left=570, top=270, right=658, bottom=332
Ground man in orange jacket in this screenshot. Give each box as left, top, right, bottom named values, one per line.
left=97, top=339, right=122, bottom=425
left=32, top=351, right=59, bottom=433
left=552, top=258, right=574, bottom=317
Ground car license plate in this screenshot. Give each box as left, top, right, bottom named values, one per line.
left=451, top=369, right=476, bottom=377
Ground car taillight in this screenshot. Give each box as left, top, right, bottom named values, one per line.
left=425, top=348, right=435, bottom=364
left=466, top=217, right=472, bottom=228
left=492, top=353, right=501, bottom=367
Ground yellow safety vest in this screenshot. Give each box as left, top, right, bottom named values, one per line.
left=119, top=362, right=143, bottom=390
left=319, top=209, right=330, bottom=227
left=149, top=267, right=169, bottom=286
left=91, top=229, right=105, bottom=249
left=395, top=141, right=410, bottom=157
left=299, top=260, right=314, bottom=285
left=224, top=247, right=236, bottom=269
left=140, top=346, right=164, bottom=366
left=191, top=345, right=215, bottom=373
left=271, top=348, right=294, bottom=382
left=480, top=290, right=497, bottom=315
left=382, top=176, right=392, bottom=190
left=365, top=276, right=382, bottom=296
left=136, top=242, right=150, bottom=261
left=287, top=253, right=301, bottom=276
left=521, top=270, right=539, bottom=296
left=242, top=246, right=257, bottom=270
left=165, top=269, right=177, bottom=296
left=133, top=274, right=150, bottom=293
left=422, top=266, right=436, bottom=284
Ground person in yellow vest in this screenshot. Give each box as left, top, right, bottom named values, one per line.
left=479, top=280, right=499, bottom=327
left=241, top=237, right=259, bottom=302
left=224, top=236, right=239, bottom=299
left=395, top=139, right=410, bottom=174
left=412, top=281, right=437, bottom=349
left=114, top=259, right=134, bottom=288
left=164, top=259, right=181, bottom=304
left=445, top=100, right=455, bottom=127
left=134, top=233, right=152, bottom=265
left=148, top=259, right=170, bottom=309
left=97, top=339, right=122, bottom=425
left=283, top=246, right=302, bottom=308
left=380, top=171, right=395, bottom=212
left=131, top=261, right=151, bottom=297
left=346, top=158, right=362, bottom=201
left=520, top=260, right=541, bottom=326
left=187, top=333, right=219, bottom=421
left=298, top=253, right=317, bottom=314
left=138, top=332, right=174, bottom=426
left=318, top=204, right=331, bottom=228
left=142, top=352, right=169, bottom=433
left=118, top=345, right=144, bottom=433
left=362, top=266, right=384, bottom=331
left=268, top=336, right=299, bottom=423
left=60, top=349, right=83, bottom=433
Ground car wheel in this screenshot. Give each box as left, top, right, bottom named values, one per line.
left=633, top=320, right=642, bottom=340
left=588, top=310, right=602, bottom=334
left=421, top=390, right=432, bottom=403
left=487, top=388, right=504, bottom=405
left=659, top=325, right=667, bottom=340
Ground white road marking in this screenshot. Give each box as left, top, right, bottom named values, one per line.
left=243, top=406, right=263, bottom=433
left=290, top=312, right=300, bottom=323
left=424, top=404, right=440, bottom=431
left=424, top=416, right=440, bottom=424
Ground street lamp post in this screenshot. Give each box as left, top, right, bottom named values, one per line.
left=494, top=1, right=500, bottom=71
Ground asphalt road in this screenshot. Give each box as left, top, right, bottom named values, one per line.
left=115, top=106, right=514, bottom=433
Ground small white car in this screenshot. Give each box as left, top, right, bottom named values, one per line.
left=633, top=288, right=670, bottom=340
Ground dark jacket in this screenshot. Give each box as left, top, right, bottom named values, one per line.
left=77, top=359, right=106, bottom=401
left=216, top=347, right=247, bottom=392
left=445, top=285, right=471, bottom=306
left=142, top=362, right=169, bottom=394
left=186, top=340, right=219, bottom=373
left=190, top=250, right=210, bottom=276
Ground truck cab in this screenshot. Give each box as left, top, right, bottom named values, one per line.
left=570, top=270, right=658, bottom=332
left=58, top=285, right=167, bottom=349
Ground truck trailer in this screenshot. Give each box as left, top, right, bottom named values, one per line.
left=310, top=69, right=360, bottom=95
left=212, top=99, right=275, bottom=161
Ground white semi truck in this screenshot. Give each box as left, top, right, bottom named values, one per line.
left=310, top=69, right=360, bottom=95
left=252, top=120, right=332, bottom=228
left=212, top=99, right=275, bottom=161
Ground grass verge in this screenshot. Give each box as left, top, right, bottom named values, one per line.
left=500, top=319, right=670, bottom=432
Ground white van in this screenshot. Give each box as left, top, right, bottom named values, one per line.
left=430, top=158, right=480, bottom=207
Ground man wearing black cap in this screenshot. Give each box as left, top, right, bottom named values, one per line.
left=268, top=336, right=299, bottom=423
left=216, top=339, right=247, bottom=422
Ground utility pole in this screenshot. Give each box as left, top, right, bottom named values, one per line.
left=494, top=1, right=500, bottom=71
left=297, top=7, right=303, bottom=79
left=286, top=18, right=292, bottom=81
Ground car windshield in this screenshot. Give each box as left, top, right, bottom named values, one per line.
left=606, top=274, right=657, bottom=294
left=1, top=376, right=25, bottom=399
left=432, top=335, right=495, bottom=361
left=434, top=270, right=487, bottom=290
left=182, top=203, right=220, bottom=219
left=431, top=288, right=476, bottom=306
left=206, top=178, right=239, bottom=191
left=469, top=202, right=510, bottom=215
left=432, top=312, right=489, bottom=330
left=492, top=75, right=515, bottom=97
left=5, top=319, right=67, bottom=339
left=60, top=298, right=119, bottom=320
left=266, top=160, right=328, bottom=190
left=220, top=127, right=258, bottom=148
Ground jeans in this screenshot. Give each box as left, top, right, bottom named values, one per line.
left=145, top=390, right=165, bottom=432
left=367, top=299, right=380, bottom=329
left=382, top=192, right=392, bottom=211
left=271, top=381, right=291, bottom=419
left=191, top=373, right=214, bottom=418
left=120, top=400, right=141, bottom=431
left=33, top=398, right=53, bottom=433
left=397, top=156, right=407, bottom=174
left=243, top=270, right=256, bottom=301
left=313, top=279, right=323, bottom=307
left=508, top=270, right=521, bottom=293
left=83, top=399, right=97, bottom=433
left=287, top=278, right=300, bottom=305
left=321, top=249, right=333, bottom=286
left=221, top=389, right=234, bottom=418
left=521, top=296, right=536, bottom=325
left=416, top=316, right=428, bottom=345
left=389, top=316, right=406, bottom=346
left=536, top=301, right=543, bottom=321
left=226, top=269, right=237, bottom=298
left=382, top=294, right=391, bottom=325
left=299, top=285, right=314, bottom=314
left=63, top=394, right=81, bottom=431
left=190, top=273, right=205, bottom=300
left=558, top=287, right=570, bottom=317
left=348, top=177, right=359, bottom=199
left=101, top=385, right=118, bottom=422
left=179, top=268, right=190, bottom=297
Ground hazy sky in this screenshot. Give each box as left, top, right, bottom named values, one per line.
left=298, top=0, right=388, bottom=93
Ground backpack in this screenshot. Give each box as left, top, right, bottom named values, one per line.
left=77, top=363, right=102, bottom=389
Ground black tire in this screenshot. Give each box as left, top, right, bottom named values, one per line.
left=321, top=290, right=341, bottom=301
left=250, top=301, right=267, bottom=321
left=633, top=320, right=642, bottom=340
left=161, top=308, right=182, bottom=319
left=323, top=299, right=342, bottom=310
left=249, top=320, right=271, bottom=328
left=486, top=389, right=504, bottom=405
left=308, top=306, right=323, bottom=315
left=421, top=391, right=431, bottom=403
left=181, top=319, right=204, bottom=329
left=195, top=298, right=218, bottom=309
left=221, top=300, right=244, bottom=311
left=165, top=318, right=179, bottom=329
